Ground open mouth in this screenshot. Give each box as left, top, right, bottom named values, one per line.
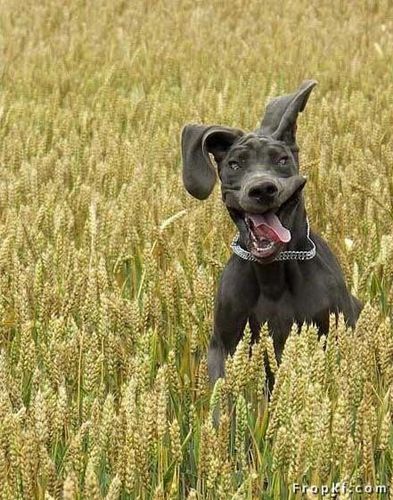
left=235, top=188, right=301, bottom=261
left=245, top=211, right=290, bottom=260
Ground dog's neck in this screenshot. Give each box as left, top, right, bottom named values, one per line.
left=232, top=201, right=316, bottom=295
left=281, top=202, right=309, bottom=252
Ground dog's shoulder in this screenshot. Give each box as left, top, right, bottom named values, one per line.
left=311, top=231, right=344, bottom=272
left=216, top=254, right=259, bottom=306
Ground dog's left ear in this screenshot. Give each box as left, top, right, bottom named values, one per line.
left=181, top=124, right=244, bottom=200
left=259, top=80, right=317, bottom=151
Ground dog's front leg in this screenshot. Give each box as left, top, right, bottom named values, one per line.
left=208, top=316, right=248, bottom=384
left=207, top=256, right=258, bottom=385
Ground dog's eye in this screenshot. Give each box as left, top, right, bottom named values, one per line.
left=228, top=160, right=240, bottom=170
left=277, top=155, right=289, bottom=166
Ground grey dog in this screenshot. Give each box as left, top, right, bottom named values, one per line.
left=181, top=80, right=362, bottom=387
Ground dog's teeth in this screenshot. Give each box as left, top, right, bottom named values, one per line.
left=256, top=241, right=274, bottom=252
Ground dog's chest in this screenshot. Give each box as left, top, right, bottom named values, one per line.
left=253, top=291, right=296, bottom=324
left=252, top=282, right=331, bottom=334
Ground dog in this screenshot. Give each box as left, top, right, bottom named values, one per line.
left=181, top=80, right=362, bottom=387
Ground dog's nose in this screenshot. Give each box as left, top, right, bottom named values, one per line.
left=248, top=181, right=278, bottom=203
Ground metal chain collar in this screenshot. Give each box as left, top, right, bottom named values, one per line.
left=230, top=217, right=316, bottom=262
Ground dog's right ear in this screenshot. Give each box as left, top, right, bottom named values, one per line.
left=259, top=80, right=317, bottom=153
left=181, top=124, right=244, bottom=200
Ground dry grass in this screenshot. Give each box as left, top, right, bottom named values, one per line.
left=0, top=0, right=392, bottom=497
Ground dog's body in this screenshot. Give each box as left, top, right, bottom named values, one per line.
left=181, top=80, right=362, bottom=386
left=209, top=232, right=362, bottom=384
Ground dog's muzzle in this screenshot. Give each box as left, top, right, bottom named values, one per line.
left=235, top=175, right=307, bottom=261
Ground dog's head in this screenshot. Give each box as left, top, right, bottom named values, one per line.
left=181, top=80, right=317, bottom=263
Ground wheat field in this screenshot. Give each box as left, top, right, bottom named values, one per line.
left=0, top=0, right=392, bottom=498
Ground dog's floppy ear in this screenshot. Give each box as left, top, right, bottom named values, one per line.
left=181, top=124, right=244, bottom=200
left=259, top=80, right=317, bottom=149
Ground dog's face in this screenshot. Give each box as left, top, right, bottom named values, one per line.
left=214, top=133, right=306, bottom=261
left=181, top=80, right=317, bottom=263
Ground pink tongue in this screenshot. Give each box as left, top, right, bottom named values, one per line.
left=248, top=212, right=291, bottom=243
